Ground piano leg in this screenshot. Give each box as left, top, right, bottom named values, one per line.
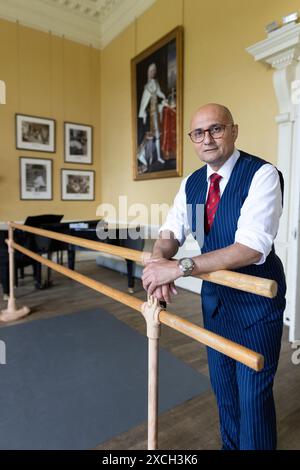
left=0, top=261, right=9, bottom=296
left=34, top=256, right=53, bottom=289
left=68, top=248, right=76, bottom=270
left=34, top=261, right=42, bottom=289
left=126, top=259, right=135, bottom=294
left=46, top=252, right=53, bottom=287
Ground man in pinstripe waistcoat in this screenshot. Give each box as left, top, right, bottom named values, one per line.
left=142, top=103, right=286, bottom=450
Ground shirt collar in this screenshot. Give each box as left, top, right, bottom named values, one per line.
left=206, top=148, right=240, bottom=182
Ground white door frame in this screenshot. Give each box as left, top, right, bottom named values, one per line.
left=247, top=22, right=300, bottom=342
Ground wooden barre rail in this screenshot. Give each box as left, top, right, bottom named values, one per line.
left=10, top=240, right=264, bottom=372
left=9, top=222, right=277, bottom=298
left=10, top=222, right=146, bottom=262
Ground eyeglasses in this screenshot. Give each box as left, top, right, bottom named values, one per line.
left=188, top=123, right=234, bottom=143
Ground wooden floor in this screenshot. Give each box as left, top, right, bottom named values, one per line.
left=0, top=259, right=299, bottom=450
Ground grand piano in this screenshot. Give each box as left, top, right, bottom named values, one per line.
left=0, top=216, right=145, bottom=296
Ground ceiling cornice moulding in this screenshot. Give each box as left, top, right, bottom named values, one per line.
left=0, top=0, right=156, bottom=49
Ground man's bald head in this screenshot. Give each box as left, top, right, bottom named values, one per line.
left=190, top=103, right=234, bottom=128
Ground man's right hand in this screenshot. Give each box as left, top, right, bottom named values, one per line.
left=145, top=234, right=180, bottom=303
left=142, top=257, right=177, bottom=303
left=148, top=283, right=177, bottom=304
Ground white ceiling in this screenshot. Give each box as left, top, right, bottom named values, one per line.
left=0, top=0, right=156, bottom=49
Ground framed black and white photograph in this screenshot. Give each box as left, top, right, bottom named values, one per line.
left=131, top=26, right=183, bottom=180
left=20, top=157, right=52, bottom=200
left=16, top=114, right=55, bottom=152
left=64, top=122, right=93, bottom=164
left=61, top=169, right=94, bottom=200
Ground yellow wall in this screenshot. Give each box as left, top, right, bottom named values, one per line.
left=1, top=0, right=299, bottom=223
left=100, top=0, right=299, bottom=224
left=0, top=19, right=101, bottom=221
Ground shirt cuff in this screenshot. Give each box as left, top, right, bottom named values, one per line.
left=159, top=223, right=185, bottom=246
left=234, top=229, right=274, bottom=265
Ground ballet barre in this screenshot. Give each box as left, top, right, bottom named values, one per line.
left=1, top=221, right=272, bottom=449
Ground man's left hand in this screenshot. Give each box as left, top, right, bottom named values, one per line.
left=142, top=258, right=181, bottom=296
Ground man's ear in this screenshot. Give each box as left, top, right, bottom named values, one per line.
left=233, top=124, right=239, bottom=141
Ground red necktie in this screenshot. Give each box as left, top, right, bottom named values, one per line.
left=205, top=173, right=222, bottom=233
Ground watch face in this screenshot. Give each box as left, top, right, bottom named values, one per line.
left=182, top=258, right=193, bottom=269
left=181, top=258, right=192, bottom=269
left=179, top=258, right=194, bottom=277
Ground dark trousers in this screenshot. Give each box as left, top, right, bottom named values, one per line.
left=204, top=306, right=283, bottom=450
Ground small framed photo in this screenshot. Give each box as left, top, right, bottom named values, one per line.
left=61, top=169, right=94, bottom=200
left=20, top=157, right=53, bottom=200
left=64, top=122, right=93, bottom=164
left=16, top=114, right=55, bottom=152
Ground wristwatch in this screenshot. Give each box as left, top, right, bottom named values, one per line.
left=178, top=257, right=195, bottom=277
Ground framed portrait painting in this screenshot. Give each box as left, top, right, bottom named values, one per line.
left=64, top=122, right=93, bottom=164
left=131, top=26, right=183, bottom=180
left=20, top=157, right=52, bottom=200
left=61, top=169, right=94, bottom=201
left=16, top=114, right=55, bottom=152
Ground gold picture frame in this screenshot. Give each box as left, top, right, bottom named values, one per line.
left=131, top=26, right=183, bottom=181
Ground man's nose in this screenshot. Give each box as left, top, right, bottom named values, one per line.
left=203, top=129, right=214, bottom=144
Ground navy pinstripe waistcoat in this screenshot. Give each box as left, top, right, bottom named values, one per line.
left=185, top=151, right=286, bottom=328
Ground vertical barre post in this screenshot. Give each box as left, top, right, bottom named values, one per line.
left=142, top=296, right=161, bottom=450
left=0, top=225, right=30, bottom=322
left=148, top=337, right=159, bottom=449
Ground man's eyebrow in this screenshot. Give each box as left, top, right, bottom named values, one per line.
left=193, top=123, right=223, bottom=130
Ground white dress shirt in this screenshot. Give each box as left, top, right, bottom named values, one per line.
left=159, top=149, right=283, bottom=265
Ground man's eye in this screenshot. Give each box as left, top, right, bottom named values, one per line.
left=194, top=129, right=203, bottom=137
left=211, top=125, right=222, bottom=134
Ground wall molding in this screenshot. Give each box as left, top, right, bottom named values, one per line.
left=246, top=22, right=300, bottom=63
left=0, top=80, right=6, bottom=104
left=247, top=21, right=300, bottom=342
left=0, top=0, right=156, bottom=49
